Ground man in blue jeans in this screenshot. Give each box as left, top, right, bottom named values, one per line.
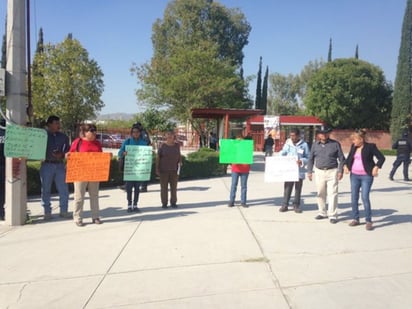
left=40, top=116, right=70, bottom=220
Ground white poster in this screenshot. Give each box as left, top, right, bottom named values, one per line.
left=264, top=156, right=299, bottom=182
left=264, top=115, right=280, bottom=139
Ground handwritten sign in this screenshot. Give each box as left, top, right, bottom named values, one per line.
left=66, top=152, right=111, bottom=182
left=123, top=145, right=153, bottom=181
left=4, top=123, right=47, bottom=160
left=219, top=139, right=253, bottom=164
left=264, top=156, right=299, bottom=182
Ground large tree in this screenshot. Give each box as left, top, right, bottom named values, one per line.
left=32, top=34, right=104, bottom=136
left=305, top=58, right=392, bottom=129
left=133, top=0, right=251, bottom=129
left=268, top=73, right=301, bottom=115
left=390, top=0, right=412, bottom=139
left=262, top=65, right=268, bottom=114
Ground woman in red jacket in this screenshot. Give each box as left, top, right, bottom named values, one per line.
left=68, top=124, right=103, bottom=227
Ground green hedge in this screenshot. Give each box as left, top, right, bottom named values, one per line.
left=27, top=148, right=226, bottom=195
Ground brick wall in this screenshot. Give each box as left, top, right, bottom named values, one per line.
left=329, top=130, right=392, bottom=152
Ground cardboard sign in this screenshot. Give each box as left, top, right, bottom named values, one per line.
left=123, top=145, right=153, bottom=181
left=66, top=152, right=111, bottom=182
left=264, top=156, right=299, bottom=182
left=219, top=139, right=253, bottom=164
left=4, top=123, right=47, bottom=160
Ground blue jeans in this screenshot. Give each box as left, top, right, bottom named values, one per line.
left=229, top=172, right=249, bottom=205
left=40, top=163, right=69, bottom=214
left=126, top=181, right=141, bottom=206
left=350, top=173, right=374, bottom=222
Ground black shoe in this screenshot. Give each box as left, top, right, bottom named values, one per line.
left=293, top=207, right=302, bottom=213
left=171, top=204, right=178, bottom=209
left=133, top=207, right=140, bottom=212
left=389, top=176, right=394, bottom=181
left=315, top=215, right=327, bottom=220
left=404, top=178, right=410, bottom=181
left=127, top=207, right=133, bottom=213
left=228, top=203, right=234, bottom=207
left=241, top=203, right=248, bottom=208
left=330, top=218, right=338, bottom=224
left=279, top=205, right=288, bottom=212
left=140, top=187, right=148, bottom=192
left=161, top=205, right=168, bottom=209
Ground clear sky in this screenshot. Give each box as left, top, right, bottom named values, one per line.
left=0, top=0, right=407, bottom=115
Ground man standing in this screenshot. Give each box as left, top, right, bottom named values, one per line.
left=389, top=132, right=411, bottom=181
left=307, top=126, right=345, bottom=224
left=279, top=128, right=310, bottom=213
left=40, top=115, right=70, bottom=220
left=263, top=134, right=275, bottom=157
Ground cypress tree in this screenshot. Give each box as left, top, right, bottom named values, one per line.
left=355, top=44, right=359, bottom=59
left=328, top=38, right=332, bottom=62
left=36, top=27, right=44, bottom=54
left=262, top=66, right=269, bottom=114
left=255, top=56, right=262, bottom=109
left=391, top=0, right=412, bottom=139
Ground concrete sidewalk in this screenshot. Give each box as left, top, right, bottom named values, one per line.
left=1, top=154, right=411, bottom=308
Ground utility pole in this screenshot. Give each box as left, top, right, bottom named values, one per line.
left=5, top=0, right=27, bottom=225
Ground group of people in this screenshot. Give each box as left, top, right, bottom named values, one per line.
left=36, top=116, right=182, bottom=227
left=229, top=126, right=394, bottom=231
left=1, top=115, right=410, bottom=231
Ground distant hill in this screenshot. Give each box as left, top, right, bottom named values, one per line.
left=97, top=113, right=135, bottom=121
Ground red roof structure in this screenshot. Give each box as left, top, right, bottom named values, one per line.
left=191, top=108, right=264, bottom=138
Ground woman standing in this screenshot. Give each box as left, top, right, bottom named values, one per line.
left=344, top=129, right=385, bottom=231
left=69, top=124, right=103, bottom=227
left=156, top=130, right=182, bottom=209
left=118, top=125, right=147, bottom=212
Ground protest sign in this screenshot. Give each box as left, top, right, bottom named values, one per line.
left=264, top=156, right=299, bottom=182
left=4, top=123, right=47, bottom=160
left=123, top=145, right=153, bottom=181
left=66, top=152, right=111, bottom=182
left=219, top=139, right=253, bottom=164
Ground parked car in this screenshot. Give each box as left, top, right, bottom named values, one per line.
left=96, top=133, right=123, bottom=148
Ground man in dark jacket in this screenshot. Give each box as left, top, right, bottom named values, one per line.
left=389, top=132, right=411, bottom=181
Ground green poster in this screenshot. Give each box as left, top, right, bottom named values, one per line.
left=4, top=123, right=47, bottom=160
left=219, top=139, right=254, bottom=164
left=123, top=145, right=153, bottom=181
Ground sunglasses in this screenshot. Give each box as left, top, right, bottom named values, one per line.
left=88, top=128, right=97, bottom=133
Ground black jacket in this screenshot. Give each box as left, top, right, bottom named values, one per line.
left=345, top=142, right=385, bottom=176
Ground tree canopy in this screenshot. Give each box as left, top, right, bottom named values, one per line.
left=133, top=0, right=252, bottom=127
left=390, top=0, right=412, bottom=138
left=32, top=34, right=104, bottom=135
left=305, top=58, right=392, bottom=129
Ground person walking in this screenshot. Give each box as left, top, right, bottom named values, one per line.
left=344, top=129, right=385, bottom=231
left=263, top=134, right=275, bottom=157
left=118, top=125, right=147, bottom=213
left=307, top=126, right=345, bottom=224
left=156, top=130, right=182, bottom=209
left=40, top=115, right=70, bottom=220
left=389, top=132, right=411, bottom=181
left=279, top=128, right=310, bottom=213
left=68, top=124, right=103, bottom=227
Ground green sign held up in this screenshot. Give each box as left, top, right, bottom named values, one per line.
left=219, top=139, right=254, bottom=164
left=4, top=123, right=47, bottom=160
left=123, top=145, right=153, bottom=181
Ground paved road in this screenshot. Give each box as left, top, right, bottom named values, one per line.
left=0, top=154, right=411, bottom=308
